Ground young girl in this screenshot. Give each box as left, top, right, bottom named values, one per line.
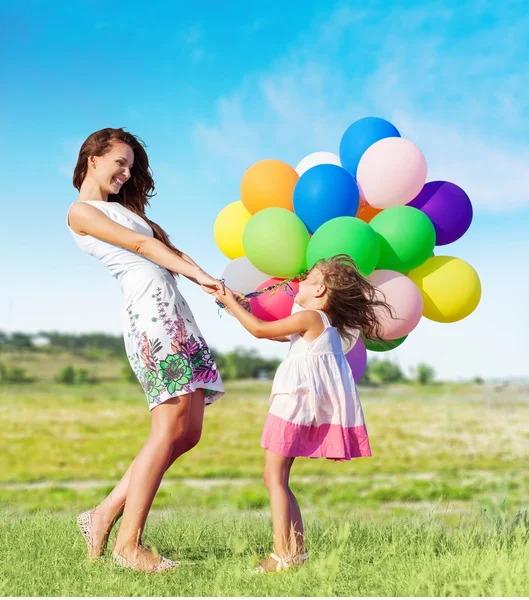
left=214, top=255, right=392, bottom=573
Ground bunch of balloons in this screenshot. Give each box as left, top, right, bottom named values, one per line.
left=214, top=116, right=481, bottom=382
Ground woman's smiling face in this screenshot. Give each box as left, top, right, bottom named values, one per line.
left=89, top=142, right=134, bottom=197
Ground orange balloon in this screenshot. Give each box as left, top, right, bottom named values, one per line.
left=356, top=198, right=383, bottom=223
left=241, top=159, right=298, bottom=214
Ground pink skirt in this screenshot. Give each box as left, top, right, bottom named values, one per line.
left=261, top=412, right=372, bottom=462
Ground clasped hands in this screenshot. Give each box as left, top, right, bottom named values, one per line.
left=197, top=271, right=251, bottom=312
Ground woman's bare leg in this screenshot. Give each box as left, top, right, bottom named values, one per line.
left=87, top=390, right=204, bottom=568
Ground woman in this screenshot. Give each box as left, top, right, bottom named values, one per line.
left=68, top=128, right=230, bottom=572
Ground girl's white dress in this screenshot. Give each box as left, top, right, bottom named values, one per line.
left=68, top=200, right=224, bottom=410
left=261, top=309, right=371, bottom=461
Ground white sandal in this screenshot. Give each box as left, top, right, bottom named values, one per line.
left=77, top=510, right=97, bottom=559
left=293, top=551, right=309, bottom=565
left=77, top=509, right=112, bottom=559
left=112, top=550, right=181, bottom=573
left=253, top=552, right=292, bottom=573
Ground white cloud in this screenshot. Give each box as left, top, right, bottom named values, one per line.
left=389, top=112, right=529, bottom=211
left=180, top=25, right=204, bottom=64
left=181, top=2, right=529, bottom=379
left=193, top=2, right=529, bottom=211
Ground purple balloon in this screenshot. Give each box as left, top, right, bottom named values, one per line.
left=408, top=181, right=473, bottom=246
left=346, top=338, right=367, bottom=382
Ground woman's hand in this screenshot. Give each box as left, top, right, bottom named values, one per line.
left=197, top=271, right=225, bottom=295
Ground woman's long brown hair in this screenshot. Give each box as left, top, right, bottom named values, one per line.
left=314, top=255, right=396, bottom=346
left=73, top=127, right=182, bottom=256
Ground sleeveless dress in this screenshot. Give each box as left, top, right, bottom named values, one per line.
left=68, top=200, right=224, bottom=410
left=261, top=310, right=371, bottom=461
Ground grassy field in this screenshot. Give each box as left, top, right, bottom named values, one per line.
left=1, top=371, right=529, bottom=595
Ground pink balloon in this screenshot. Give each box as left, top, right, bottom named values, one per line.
left=368, top=270, right=423, bottom=339
left=345, top=338, right=367, bottom=382
left=357, top=138, right=427, bottom=209
left=250, top=278, right=300, bottom=322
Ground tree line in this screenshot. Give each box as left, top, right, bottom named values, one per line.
left=0, top=330, right=446, bottom=386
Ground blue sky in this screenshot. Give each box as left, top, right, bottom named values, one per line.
left=1, top=0, right=528, bottom=379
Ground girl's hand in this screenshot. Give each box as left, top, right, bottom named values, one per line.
left=214, top=286, right=234, bottom=304
left=232, top=291, right=251, bottom=312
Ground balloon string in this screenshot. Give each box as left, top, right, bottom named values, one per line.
left=215, top=274, right=303, bottom=314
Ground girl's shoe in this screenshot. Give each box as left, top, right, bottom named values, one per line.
left=253, top=553, right=292, bottom=573
left=293, top=551, right=309, bottom=566
left=112, top=550, right=181, bottom=573
left=77, top=510, right=106, bottom=560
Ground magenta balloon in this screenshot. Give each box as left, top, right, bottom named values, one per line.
left=368, top=270, right=423, bottom=339
left=346, top=338, right=367, bottom=382
left=409, top=181, right=473, bottom=246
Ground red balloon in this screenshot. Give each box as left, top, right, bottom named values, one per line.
left=250, top=278, right=300, bottom=321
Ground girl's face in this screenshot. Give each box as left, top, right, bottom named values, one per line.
left=89, top=142, right=134, bottom=197
left=295, top=267, right=326, bottom=306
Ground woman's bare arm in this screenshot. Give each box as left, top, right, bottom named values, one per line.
left=68, top=202, right=219, bottom=287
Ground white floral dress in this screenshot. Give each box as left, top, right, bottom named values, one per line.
left=68, top=200, right=224, bottom=410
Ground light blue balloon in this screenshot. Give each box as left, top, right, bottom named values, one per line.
left=293, top=164, right=359, bottom=234
left=339, top=117, right=400, bottom=176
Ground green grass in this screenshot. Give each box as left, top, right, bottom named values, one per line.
left=2, top=378, right=529, bottom=595
left=2, top=380, right=529, bottom=483
left=2, top=510, right=529, bottom=596
left=0, top=350, right=122, bottom=382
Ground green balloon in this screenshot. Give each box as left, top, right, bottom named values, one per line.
left=306, top=217, right=380, bottom=276
left=243, top=208, right=309, bottom=278
left=362, top=334, right=408, bottom=352
left=370, top=206, right=436, bottom=273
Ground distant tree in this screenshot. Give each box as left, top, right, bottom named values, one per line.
left=121, top=360, right=139, bottom=384
left=416, top=363, right=436, bottom=385
left=55, top=365, right=76, bottom=385
left=9, top=333, right=33, bottom=351
left=1, top=366, right=32, bottom=383
left=473, top=376, right=484, bottom=385
left=0, top=331, right=8, bottom=348
left=222, top=353, right=238, bottom=381
left=369, top=359, right=404, bottom=384
left=76, top=368, right=99, bottom=384
left=357, top=361, right=373, bottom=386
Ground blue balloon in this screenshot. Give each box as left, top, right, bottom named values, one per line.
left=293, top=164, right=359, bottom=234
left=339, top=117, right=400, bottom=176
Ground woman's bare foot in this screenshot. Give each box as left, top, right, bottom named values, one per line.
left=113, top=543, right=179, bottom=573
left=78, top=508, right=116, bottom=559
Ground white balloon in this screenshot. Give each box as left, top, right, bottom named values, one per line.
left=295, top=151, right=341, bottom=176
left=219, top=257, right=270, bottom=295
left=290, top=302, right=358, bottom=353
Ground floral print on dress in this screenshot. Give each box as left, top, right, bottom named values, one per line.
left=125, top=287, right=221, bottom=408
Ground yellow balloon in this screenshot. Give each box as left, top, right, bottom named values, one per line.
left=407, top=256, right=481, bottom=323
left=213, top=201, right=252, bottom=259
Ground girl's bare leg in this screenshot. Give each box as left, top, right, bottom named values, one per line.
left=286, top=457, right=305, bottom=556
left=260, top=450, right=293, bottom=570
left=87, top=390, right=204, bottom=566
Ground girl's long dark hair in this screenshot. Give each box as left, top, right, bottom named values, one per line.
left=73, top=127, right=182, bottom=256
left=314, top=255, right=396, bottom=347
